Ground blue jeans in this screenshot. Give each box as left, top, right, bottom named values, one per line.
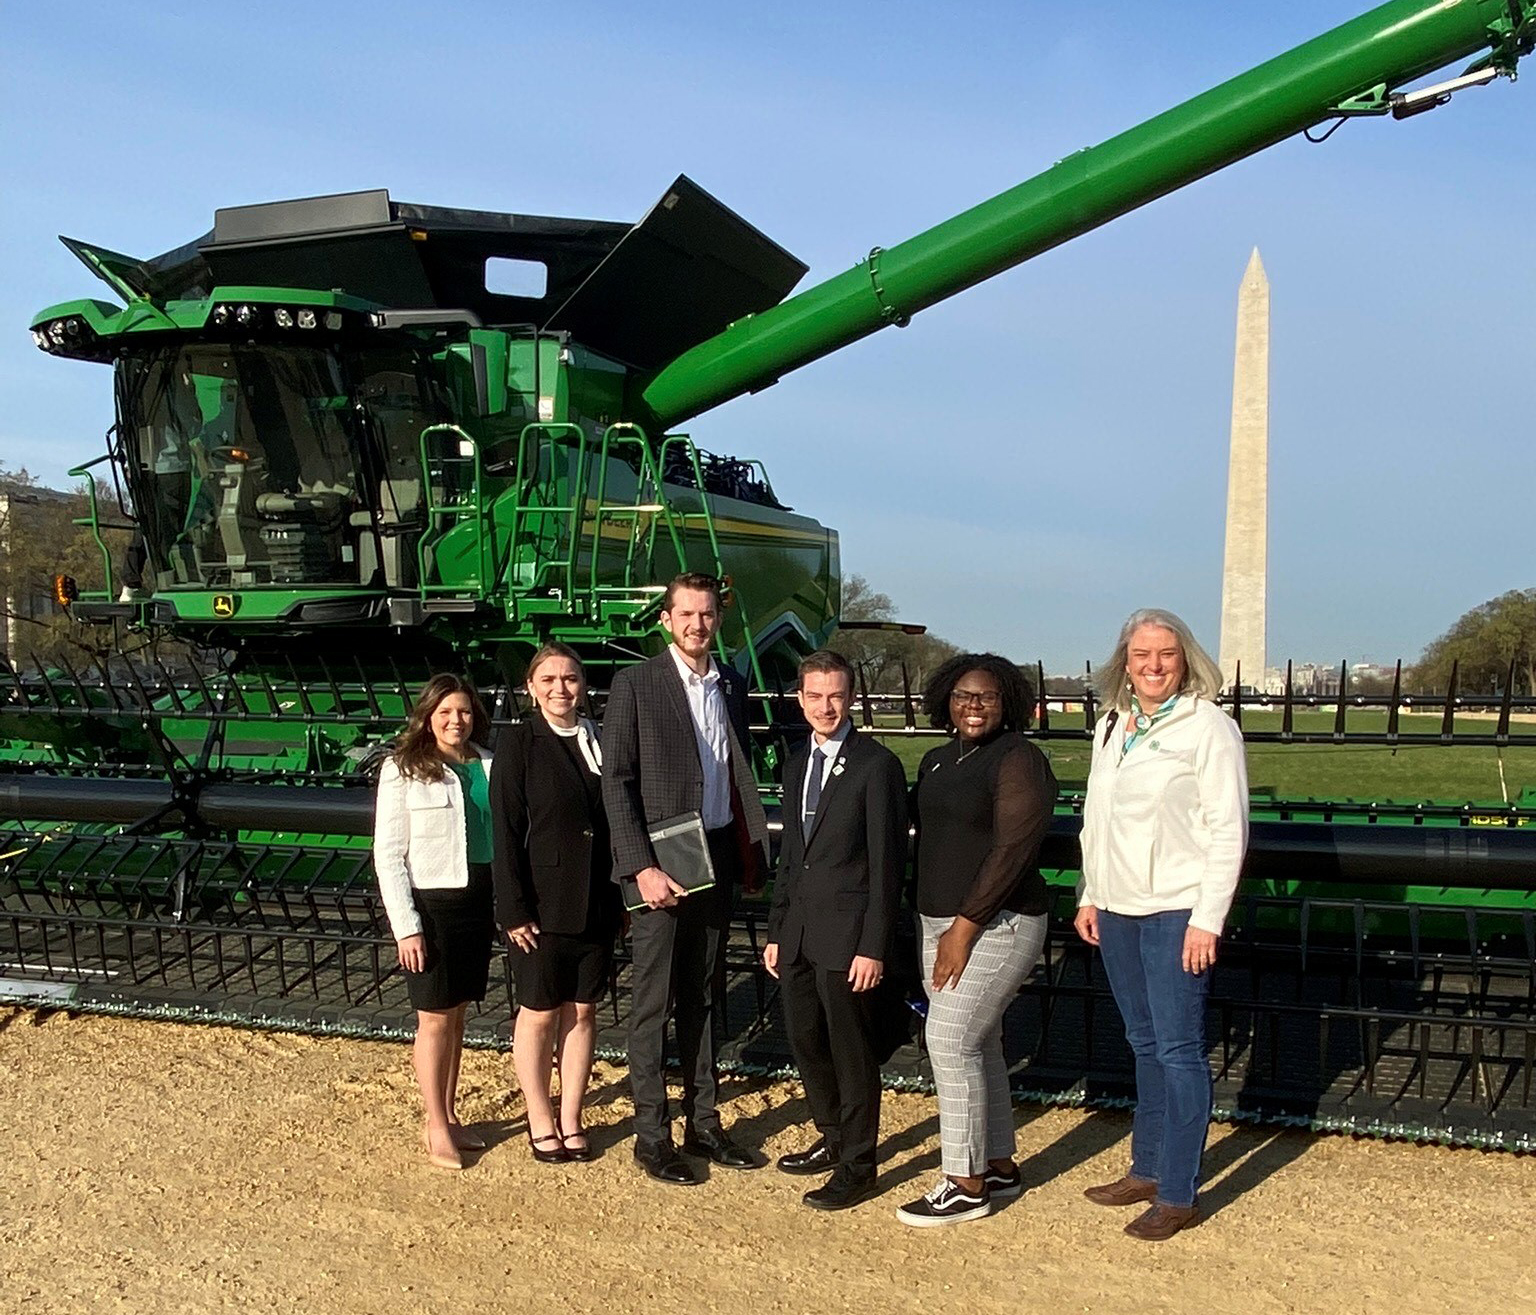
left=1097, top=909, right=1212, bottom=1207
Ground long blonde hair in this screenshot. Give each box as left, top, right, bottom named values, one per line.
left=1093, top=608, right=1223, bottom=714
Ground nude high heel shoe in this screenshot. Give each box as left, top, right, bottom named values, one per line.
left=422, top=1126, right=464, bottom=1171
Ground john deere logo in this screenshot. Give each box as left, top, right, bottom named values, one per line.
left=212, top=594, right=237, bottom=618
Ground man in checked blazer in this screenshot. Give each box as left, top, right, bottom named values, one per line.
left=764, top=649, right=907, bottom=1211
left=603, top=572, right=769, bottom=1186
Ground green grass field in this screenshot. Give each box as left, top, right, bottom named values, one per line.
left=865, top=709, right=1536, bottom=805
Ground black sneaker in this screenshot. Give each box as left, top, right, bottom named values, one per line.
left=895, top=1177, right=992, bottom=1227
left=982, top=1164, right=1023, bottom=1199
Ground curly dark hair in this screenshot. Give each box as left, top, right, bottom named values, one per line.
left=922, top=653, right=1035, bottom=732
left=392, top=673, right=492, bottom=780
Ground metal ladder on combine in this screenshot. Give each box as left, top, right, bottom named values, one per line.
left=415, top=424, right=492, bottom=615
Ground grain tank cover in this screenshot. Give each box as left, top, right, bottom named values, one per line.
left=65, top=182, right=806, bottom=368
left=202, top=189, right=630, bottom=324
left=543, top=175, right=808, bottom=371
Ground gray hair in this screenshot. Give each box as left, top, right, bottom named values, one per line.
left=1093, top=608, right=1224, bottom=713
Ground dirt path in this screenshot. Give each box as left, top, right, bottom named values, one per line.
left=1, top=1008, right=1530, bottom=1315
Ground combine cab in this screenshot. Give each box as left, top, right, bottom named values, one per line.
left=5, top=0, right=1535, bottom=1146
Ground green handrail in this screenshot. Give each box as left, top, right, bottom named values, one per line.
left=587, top=423, right=688, bottom=608
left=500, top=422, right=589, bottom=603
left=655, top=434, right=769, bottom=699
left=66, top=454, right=116, bottom=602
left=416, top=423, right=488, bottom=596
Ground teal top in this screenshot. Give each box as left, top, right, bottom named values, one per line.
left=449, top=758, right=494, bottom=864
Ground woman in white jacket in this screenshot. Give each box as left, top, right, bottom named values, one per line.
left=1074, top=609, right=1248, bottom=1241
left=374, top=674, right=496, bottom=1171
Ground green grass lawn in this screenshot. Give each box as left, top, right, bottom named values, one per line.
left=863, top=708, right=1536, bottom=806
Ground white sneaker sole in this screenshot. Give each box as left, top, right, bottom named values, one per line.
left=985, top=1178, right=1024, bottom=1200
left=894, top=1200, right=993, bottom=1228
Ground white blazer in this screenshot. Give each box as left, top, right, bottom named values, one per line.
left=1079, top=697, right=1248, bottom=935
left=373, top=746, right=493, bottom=941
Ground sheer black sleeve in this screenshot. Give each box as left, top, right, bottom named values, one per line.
left=957, top=744, right=1058, bottom=926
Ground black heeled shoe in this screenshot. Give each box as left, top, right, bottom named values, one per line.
left=528, top=1131, right=570, bottom=1164
left=558, top=1121, right=595, bottom=1162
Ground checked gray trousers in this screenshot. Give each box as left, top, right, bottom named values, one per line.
left=920, top=909, right=1048, bottom=1177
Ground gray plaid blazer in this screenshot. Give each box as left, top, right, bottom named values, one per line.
left=602, top=650, right=768, bottom=882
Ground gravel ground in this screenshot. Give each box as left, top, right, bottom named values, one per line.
left=1, top=1007, right=1531, bottom=1315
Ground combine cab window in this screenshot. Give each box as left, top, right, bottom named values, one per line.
left=119, top=345, right=364, bottom=589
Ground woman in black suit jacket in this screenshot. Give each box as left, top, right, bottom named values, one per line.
left=492, top=643, right=619, bottom=1163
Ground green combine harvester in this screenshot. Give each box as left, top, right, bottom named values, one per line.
left=5, top=0, right=1534, bottom=1146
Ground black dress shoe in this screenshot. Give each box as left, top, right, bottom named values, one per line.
left=776, top=1139, right=839, bottom=1176
left=803, top=1166, right=879, bottom=1211
left=680, top=1128, right=758, bottom=1170
left=633, top=1141, right=699, bottom=1185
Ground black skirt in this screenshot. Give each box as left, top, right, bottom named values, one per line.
left=405, top=862, right=495, bottom=1011
left=510, top=929, right=614, bottom=1011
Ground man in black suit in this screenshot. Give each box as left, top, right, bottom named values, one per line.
left=764, top=649, right=907, bottom=1210
left=603, top=572, right=768, bottom=1186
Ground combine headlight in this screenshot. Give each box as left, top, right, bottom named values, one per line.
left=235, top=304, right=258, bottom=327
left=31, top=329, right=48, bottom=349
left=211, top=304, right=231, bottom=327
left=48, top=321, right=66, bottom=345
left=65, top=318, right=82, bottom=337
left=273, top=307, right=294, bottom=329
left=323, top=311, right=342, bottom=331
left=297, top=309, right=318, bottom=330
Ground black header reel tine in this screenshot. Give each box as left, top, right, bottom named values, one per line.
left=1497, top=659, right=1515, bottom=741
left=354, top=655, right=383, bottom=721
left=1441, top=660, right=1459, bottom=741
left=1282, top=660, right=1294, bottom=740
left=1387, top=660, right=1402, bottom=741
left=29, top=653, right=63, bottom=713
left=1334, top=661, right=1348, bottom=739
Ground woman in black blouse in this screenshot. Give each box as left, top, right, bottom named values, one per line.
left=895, top=654, right=1058, bottom=1228
left=491, top=643, right=620, bottom=1163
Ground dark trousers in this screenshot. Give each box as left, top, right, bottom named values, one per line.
left=627, top=827, right=738, bottom=1151
left=1097, top=909, right=1213, bottom=1207
left=779, top=954, right=881, bottom=1170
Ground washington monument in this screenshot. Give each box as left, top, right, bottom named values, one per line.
left=1218, top=248, right=1269, bottom=692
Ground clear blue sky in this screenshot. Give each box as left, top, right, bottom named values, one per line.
left=4, top=1, right=1532, bottom=672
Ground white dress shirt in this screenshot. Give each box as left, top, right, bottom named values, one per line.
left=668, top=645, right=733, bottom=829
left=800, top=718, right=852, bottom=825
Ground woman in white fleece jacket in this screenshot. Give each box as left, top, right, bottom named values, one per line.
left=1074, top=609, right=1247, bottom=1242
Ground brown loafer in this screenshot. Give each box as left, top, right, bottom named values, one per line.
left=1124, top=1202, right=1200, bottom=1241
left=1083, top=1175, right=1159, bottom=1207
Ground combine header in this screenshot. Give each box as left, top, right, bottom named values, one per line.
left=5, top=0, right=1535, bottom=1145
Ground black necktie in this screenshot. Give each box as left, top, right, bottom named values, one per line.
left=803, top=747, right=825, bottom=836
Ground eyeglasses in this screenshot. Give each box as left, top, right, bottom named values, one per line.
left=950, top=689, right=1002, bottom=708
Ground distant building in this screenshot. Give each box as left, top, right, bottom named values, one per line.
left=0, top=480, right=75, bottom=662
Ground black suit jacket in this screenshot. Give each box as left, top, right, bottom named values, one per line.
left=602, top=650, right=768, bottom=883
left=768, top=725, right=908, bottom=972
left=490, top=718, right=617, bottom=935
